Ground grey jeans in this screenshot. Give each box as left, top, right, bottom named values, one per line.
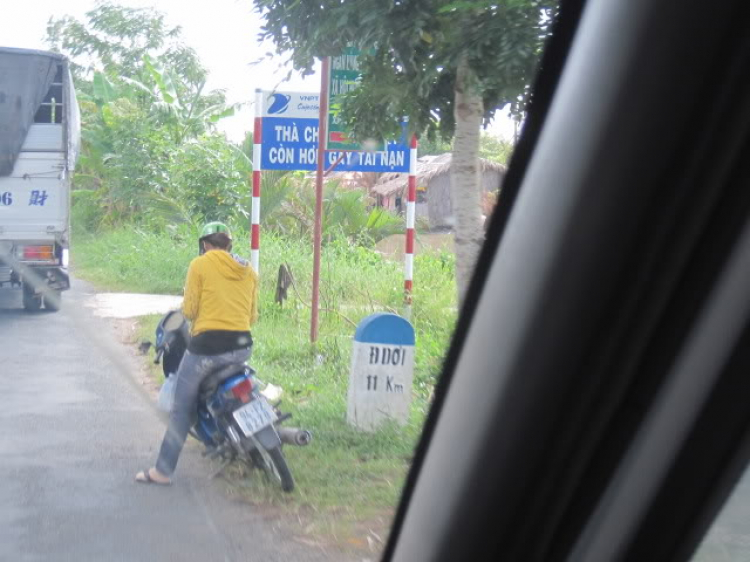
left=155, top=347, right=251, bottom=476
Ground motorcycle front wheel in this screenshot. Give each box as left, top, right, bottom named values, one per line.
left=251, top=446, right=295, bottom=493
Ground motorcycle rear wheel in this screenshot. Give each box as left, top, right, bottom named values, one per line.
left=252, top=446, right=295, bottom=493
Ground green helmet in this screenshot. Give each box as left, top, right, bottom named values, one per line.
left=200, top=221, right=232, bottom=240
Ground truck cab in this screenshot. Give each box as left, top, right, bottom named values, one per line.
left=0, top=47, right=80, bottom=312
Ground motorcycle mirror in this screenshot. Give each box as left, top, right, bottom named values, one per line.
left=163, top=311, right=186, bottom=331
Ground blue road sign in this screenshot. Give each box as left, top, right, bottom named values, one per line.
left=260, top=90, right=410, bottom=173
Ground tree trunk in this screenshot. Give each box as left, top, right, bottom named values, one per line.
left=451, top=56, right=485, bottom=305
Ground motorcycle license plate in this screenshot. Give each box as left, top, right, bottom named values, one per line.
left=233, top=398, right=277, bottom=437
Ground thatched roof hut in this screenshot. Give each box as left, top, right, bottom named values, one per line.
left=372, top=153, right=506, bottom=229
left=372, top=153, right=506, bottom=197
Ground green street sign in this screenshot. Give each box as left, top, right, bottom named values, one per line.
left=328, top=47, right=384, bottom=151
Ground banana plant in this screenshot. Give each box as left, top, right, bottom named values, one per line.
left=134, top=54, right=238, bottom=144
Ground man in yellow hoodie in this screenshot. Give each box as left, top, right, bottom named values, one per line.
left=136, top=222, right=258, bottom=486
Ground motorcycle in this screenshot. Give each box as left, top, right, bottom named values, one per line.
left=152, top=310, right=311, bottom=492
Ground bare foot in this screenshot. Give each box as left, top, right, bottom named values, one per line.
left=135, top=467, right=172, bottom=486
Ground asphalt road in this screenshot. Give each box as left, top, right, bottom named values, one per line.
left=0, top=280, right=346, bottom=562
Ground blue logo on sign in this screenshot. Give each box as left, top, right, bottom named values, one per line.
left=267, top=93, right=291, bottom=114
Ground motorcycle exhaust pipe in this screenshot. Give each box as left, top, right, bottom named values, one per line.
left=277, top=427, right=312, bottom=446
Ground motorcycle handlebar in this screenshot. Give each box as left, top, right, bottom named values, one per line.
left=154, top=331, right=176, bottom=364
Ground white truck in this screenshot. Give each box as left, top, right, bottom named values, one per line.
left=0, top=47, right=80, bottom=312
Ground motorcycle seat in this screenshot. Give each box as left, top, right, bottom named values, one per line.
left=199, top=363, right=255, bottom=398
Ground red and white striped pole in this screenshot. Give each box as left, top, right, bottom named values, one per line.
left=251, top=89, right=262, bottom=273
left=404, top=134, right=418, bottom=306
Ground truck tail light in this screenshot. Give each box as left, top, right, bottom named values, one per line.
left=21, top=245, right=55, bottom=261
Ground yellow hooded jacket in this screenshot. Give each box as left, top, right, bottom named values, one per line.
left=181, top=250, right=258, bottom=336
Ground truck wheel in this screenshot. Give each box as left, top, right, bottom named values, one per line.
left=22, top=283, right=42, bottom=312
left=44, top=289, right=62, bottom=312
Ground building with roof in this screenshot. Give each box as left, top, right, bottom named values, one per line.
left=372, top=153, right=506, bottom=229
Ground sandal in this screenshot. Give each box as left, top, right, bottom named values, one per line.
left=135, top=468, right=172, bottom=486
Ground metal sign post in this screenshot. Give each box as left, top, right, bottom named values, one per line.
left=311, top=57, right=331, bottom=344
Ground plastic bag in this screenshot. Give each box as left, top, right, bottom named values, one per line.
left=261, top=383, right=283, bottom=402
left=158, top=374, right=178, bottom=412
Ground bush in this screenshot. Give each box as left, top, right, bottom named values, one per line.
left=164, top=135, right=250, bottom=225
left=71, top=190, right=104, bottom=234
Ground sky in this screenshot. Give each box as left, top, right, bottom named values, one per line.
left=1, top=0, right=515, bottom=142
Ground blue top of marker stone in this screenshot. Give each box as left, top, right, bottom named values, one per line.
left=354, top=313, right=415, bottom=345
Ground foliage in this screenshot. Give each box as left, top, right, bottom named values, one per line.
left=323, top=186, right=403, bottom=244
left=252, top=170, right=300, bottom=234
left=479, top=132, right=515, bottom=165
left=83, top=97, right=174, bottom=225
left=253, top=0, right=557, bottom=142
left=71, top=190, right=104, bottom=232
left=253, top=0, right=555, bottom=305
left=417, top=134, right=452, bottom=157
left=419, top=132, right=515, bottom=165
left=46, top=1, right=206, bottom=88
left=47, top=2, right=241, bottom=228
left=71, top=225, right=197, bottom=294
left=105, top=100, right=171, bottom=197
left=133, top=55, right=236, bottom=144
left=165, top=135, right=250, bottom=225
left=275, top=179, right=404, bottom=245
left=240, top=130, right=254, bottom=160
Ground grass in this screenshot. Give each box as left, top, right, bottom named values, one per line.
left=73, top=225, right=457, bottom=550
